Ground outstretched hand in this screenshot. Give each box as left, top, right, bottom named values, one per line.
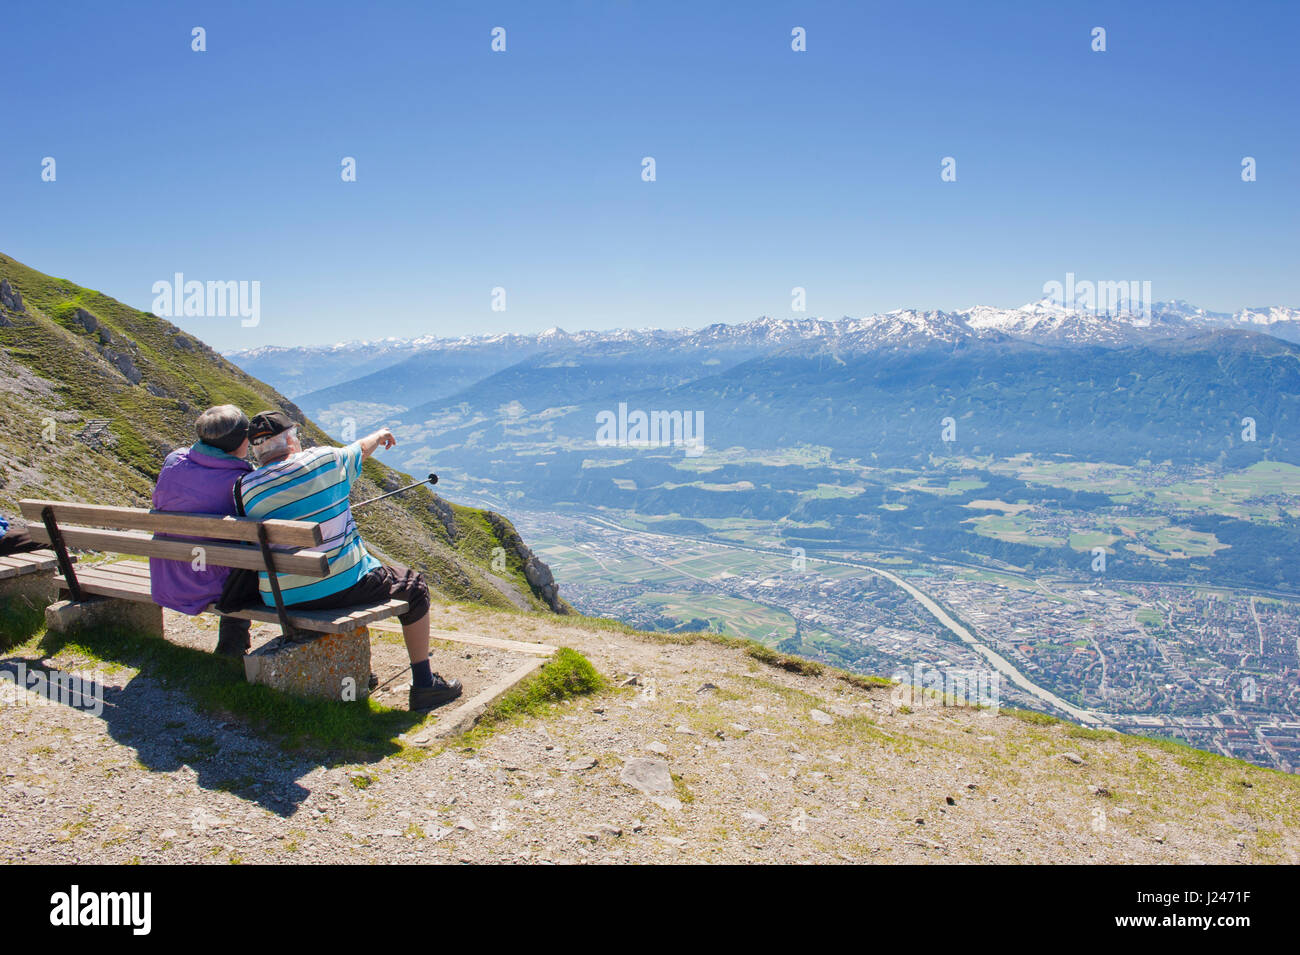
left=359, top=427, right=398, bottom=459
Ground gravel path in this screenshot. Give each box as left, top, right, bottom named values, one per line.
left=3, top=604, right=1297, bottom=864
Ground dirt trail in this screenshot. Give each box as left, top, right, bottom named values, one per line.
left=2, top=604, right=1297, bottom=865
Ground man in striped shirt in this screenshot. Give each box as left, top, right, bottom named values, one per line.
left=235, top=411, right=462, bottom=712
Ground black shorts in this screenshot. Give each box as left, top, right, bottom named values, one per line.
left=289, top=564, right=431, bottom=626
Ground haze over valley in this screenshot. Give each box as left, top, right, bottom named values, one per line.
left=232, top=298, right=1300, bottom=773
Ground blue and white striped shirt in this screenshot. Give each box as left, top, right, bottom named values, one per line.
left=236, top=443, right=380, bottom=604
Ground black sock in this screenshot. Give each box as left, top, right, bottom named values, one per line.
left=412, top=659, right=433, bottom=688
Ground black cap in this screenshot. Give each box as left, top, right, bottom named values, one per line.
left=247, top=410, right=295, bottom=444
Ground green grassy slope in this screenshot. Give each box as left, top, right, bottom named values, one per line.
left=0, top=252, right=569, bottom=615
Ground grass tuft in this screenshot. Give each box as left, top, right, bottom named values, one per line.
left=1066, top=725, right=1114, bottom=741
left=463, top=647, right=603, bottom=739
left=1000, top=707, right=1061, bottom=726
left=743, top=641, right=824, bottom=676
left=837, top=671, right=895, bottom=691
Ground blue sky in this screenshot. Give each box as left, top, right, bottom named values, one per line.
left=4, top=0, right=1297, bottom=350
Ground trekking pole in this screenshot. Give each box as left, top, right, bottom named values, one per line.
left=288, top=473, right=439, bottom=523
left=351, top=473, right=438, bottom=513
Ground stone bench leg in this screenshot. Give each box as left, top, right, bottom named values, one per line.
left=45, top=596, right=164, bottom=639
left=243, top=626, right=371, bottom=702
left=0, top=572, right=60, bottom=611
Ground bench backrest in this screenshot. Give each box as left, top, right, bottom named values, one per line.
left=18, top=499, right=330, bottom=577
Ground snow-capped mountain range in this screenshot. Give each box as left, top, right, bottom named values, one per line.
left=230, top=299, right=1300, bottom=362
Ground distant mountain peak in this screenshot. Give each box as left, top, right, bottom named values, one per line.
left=228, top=297, right=1300, bottom=361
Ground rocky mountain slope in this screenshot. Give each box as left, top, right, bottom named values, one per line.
left=0, top=252, right=567, bottom=617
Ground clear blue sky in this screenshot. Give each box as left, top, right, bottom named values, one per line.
left=4, top=0, right=1297, bottom=351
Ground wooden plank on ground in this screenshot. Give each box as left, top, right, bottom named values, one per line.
left=422, top=657, right=548, bottom=741
left=28, top=525, right=329, bottom=576
left=369, top=622, right=558, bottom=657
left=19, top=500, right=322, bottom=547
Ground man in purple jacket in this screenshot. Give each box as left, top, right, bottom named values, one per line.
left=150, top=405, right=254, bottom=656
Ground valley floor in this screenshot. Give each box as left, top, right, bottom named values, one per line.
left=2, top=605, right=1298, bottom=865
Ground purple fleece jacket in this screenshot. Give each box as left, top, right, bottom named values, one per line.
left=149, top=442, right=252, bottom=615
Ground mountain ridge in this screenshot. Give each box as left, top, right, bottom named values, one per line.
left=229, top=297, right=1300, bottom=364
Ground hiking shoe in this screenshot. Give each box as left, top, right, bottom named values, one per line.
left=409, top=675, right=463, bottom=712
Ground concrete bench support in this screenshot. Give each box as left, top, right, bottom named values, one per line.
left=243, top=626, right=371, bottom=702
left=0, top=572, right=60, bottom=611
left=45, top=595, right=164, bottom=638
left=0, top=551, right=61, bottom=611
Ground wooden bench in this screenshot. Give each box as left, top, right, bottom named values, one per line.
left=18, top=499, right=409, bottom=699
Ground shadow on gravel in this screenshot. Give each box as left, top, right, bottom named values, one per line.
left=3, top=624, right=429, bottom=818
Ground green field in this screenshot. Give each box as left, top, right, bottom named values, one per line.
left=1068, top=531, right=1122, bottom=551
left=800, top=483, right=866, bottom=500
left=635, top=592, right=798, bottom=643
left=971, top=456, right=1300, bottom=523
left=529, top=541, right=665, bottom=584
left=963, top=513, right=1061, bottom=546
left=896, top=476, right=987, bottom=496
left=1150, top=526, right=1226, bottom=558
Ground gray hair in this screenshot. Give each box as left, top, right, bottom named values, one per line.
left=253, top=427, right=296, bottom=464
left=196, top=404, right=248, bottom=448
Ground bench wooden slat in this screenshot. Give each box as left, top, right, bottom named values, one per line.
left=30, top=525, right=330, bottom=577
left=57, top=567, right=154, bottom=599
left=0, top=550, right=60, bottom=567
left=100, top=559, right=150, bottom=578
left=0, top=552, right=60, bottom=580
left=19, top=500, right=322, bottom=548
left=93, top=561, right=408, bottom=632
left=213, top=598, right=410, bottom=634
left=64, top=564, right=152, bottom=587
left=0, top=563, right=49, bottom=581
left=58, top=564, right=408, bottom=635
